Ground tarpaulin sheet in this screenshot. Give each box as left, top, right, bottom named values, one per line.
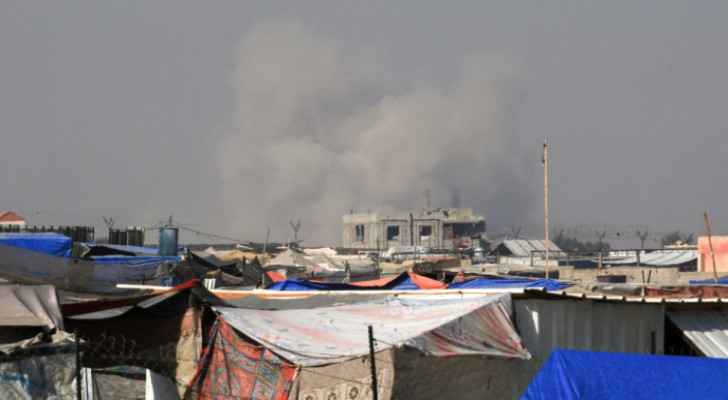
left=185, top=319, right=296, bottom=400
left=521, top=349, right=728, bottom=400
left=689, top=276, right=728, bottom=285
left=0, top=285, right=63, bottom=330
left=90, top=255, right=180, bottom=266
left=215, top=293, right=530, bottom=367
left=265, top=272, right=445, bottom=291
left=449, top=278, right=571, bottom=291
left=0, top=233, right=72, bottom=257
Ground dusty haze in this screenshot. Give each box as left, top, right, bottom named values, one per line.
left=2, top=2, right=728, bottom=245
left=220, top=20, right=531, bottom=243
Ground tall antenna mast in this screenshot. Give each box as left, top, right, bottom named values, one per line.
left=543, top=139, right=550, bottom=278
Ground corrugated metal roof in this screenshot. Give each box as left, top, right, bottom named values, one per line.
left=668, top=310, right=728, bottom=358
left=524, top=288, right=728, bottom=303
left=499, top=240, right=563, bottom=257
left=606, top=250, right=697, bottom=266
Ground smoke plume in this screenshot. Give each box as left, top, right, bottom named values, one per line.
left=220, top=20, right=533, bottom=244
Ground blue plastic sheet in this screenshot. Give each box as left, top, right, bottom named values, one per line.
left=265, top=280, right=359, bottom=291
left=689, top=277, right=728, bottom=285
left=521, top=349, right=728, bottom=400
left=266, top=272, right=437, bottom=291
left=448, top=278, right=571, bottom=291
left=90, top=255, right=181, bottom=266
left=0, top=233, right=72, bottom=257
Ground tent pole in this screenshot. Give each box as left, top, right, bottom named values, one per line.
left=368, top=325, right=379, bottom=400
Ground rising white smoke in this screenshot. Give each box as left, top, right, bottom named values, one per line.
left=220, top=20, right=533, bottom=244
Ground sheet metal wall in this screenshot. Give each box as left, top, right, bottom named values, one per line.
left=514, top=299, right=665, bottom=361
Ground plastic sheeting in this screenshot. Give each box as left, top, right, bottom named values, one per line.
left=265, top=272, right=446, bottom=291
left=0, top=285, right=63, bottom=330
left=521, top=349, right=728, bottom=400
left=0, top=233, right=72, bottom=257
left=215, top=293, right=530, bottom=367
left=448, top=278, right=571, bottom=291
left=689, top=276, right=728, bottom=285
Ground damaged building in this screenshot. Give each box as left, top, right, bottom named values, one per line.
left=342, top=208, right=486, bottom=250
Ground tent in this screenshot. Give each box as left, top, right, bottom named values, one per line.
left=0, top=284, right=80, bottom=399
left=265, top=271, right=446, bottom=291
left=449, top=277, right=571, bottom=291
left=0, top=232, right=72, bottom=257
left=0, top=284, right=64, bottom=343
left=214, top=293, right=529, bottom=366
left=521, top=349, right=728, bottom=400
left=64, top=280, right=227, bottom=398
left=187, top=292, right=530, bottom=399
left=0, top=232, right=182, bottom=293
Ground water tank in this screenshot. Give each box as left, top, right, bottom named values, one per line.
left=158, top=227, right=179, bottom=256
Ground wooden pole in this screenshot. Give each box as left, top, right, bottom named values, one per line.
left=543, top=139, right=550, bottom=278
left=704, top=211, right=719, bottom=282
left=368, top=325, right=379, bottom=400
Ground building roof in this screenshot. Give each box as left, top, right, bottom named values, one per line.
left=0, top=211, right=25, bottom=223
left=605, top=249, right=697, bottom=266
left=668, top=310, right=728, bottom=358
left=494, top=240, right=563, bottom=257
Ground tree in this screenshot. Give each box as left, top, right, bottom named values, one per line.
left=660, top=231, right=694, bottom=247
left=553, top=230, right=610, bottom=253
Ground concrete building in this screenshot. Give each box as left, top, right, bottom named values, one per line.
left=0, top=211, right=26, bottom=228
left=342, top=208, right=485, bottom=249
left=697, top=235, right=728, bottom=274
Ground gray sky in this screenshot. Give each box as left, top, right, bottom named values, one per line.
left=2, top=1, right=727, bottom=246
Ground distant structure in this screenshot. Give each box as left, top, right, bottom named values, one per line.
left=490, top=239, right=564, bottom=267
left=342, top=208, right=486, bottom=249
left=0, top=211, right=26, bottom=228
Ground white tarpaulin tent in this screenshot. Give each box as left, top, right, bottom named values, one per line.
left=215, top=293, right=530, bottom=367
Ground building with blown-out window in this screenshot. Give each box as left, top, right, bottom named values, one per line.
left=342, top=208, right=485, bottom=250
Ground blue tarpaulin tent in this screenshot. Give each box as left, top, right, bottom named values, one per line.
left=0, top=233, right=72, bottom=257
left=521, top=349, right=728, bottom=400
left=449, top=278, right=571, bottom=291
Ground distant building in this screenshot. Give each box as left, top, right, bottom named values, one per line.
left=0, top=211, right=26, bottom=228
left=490, top=239, right=564, bottom=267
left=697, top=235, right=728, bottom=274
left=342, top=208, right=485, bottom=249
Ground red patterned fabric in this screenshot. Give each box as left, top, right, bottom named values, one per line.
left=185, top=319, right=297, bottom=400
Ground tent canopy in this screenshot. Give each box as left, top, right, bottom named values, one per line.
left=521, top=349, right=728, bottom=400
left=0, top=233, right=72, bottom=257
left=0, top=285, right=63, bottom=330
left=265, top=271, right=446, bottom=291
left=215, top=293, right=530, bottom=366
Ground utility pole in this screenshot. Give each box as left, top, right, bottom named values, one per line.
left=704, top=211, right=719, bottom=282
left=543, top=139, right=550, bottom=278
left=636, top=228, right=649, bottom=267
left=263, top=227, right=271, bottom=254
left=289, top=220, right=301, bottom=243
